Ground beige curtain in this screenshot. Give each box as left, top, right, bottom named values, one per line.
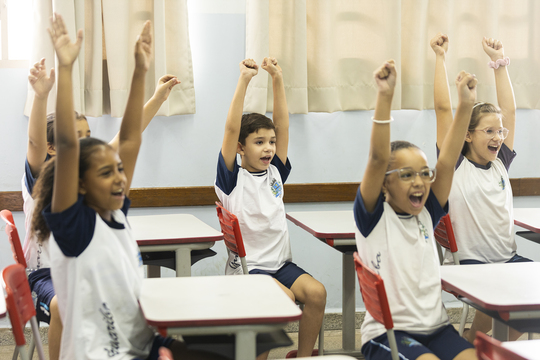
left=245, top=0, right=540, bottom=113
left=24, top=0, right=195, bottom=118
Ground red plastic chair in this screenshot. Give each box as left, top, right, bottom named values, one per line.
left=215, top=202, right=324, bottom=356
left=1, top=210, right=27, bottom=268
left=2, top=264, right=45, bottom=360
left=353, top=252, right=399, bottom=360
left=216, top=202, right=248, bottom=274
left=433, top=214, right=469, bottom=336
left=474, top=331, right=527, bottom=360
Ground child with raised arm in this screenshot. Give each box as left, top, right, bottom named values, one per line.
left=215, top=58, right=326, bottom=358
left=23, top=57, right=178, bottom=360
left=431, top=33, right=531, bottom=343
left=31, top=14, right=221, bottom=360
left=354, top=60, right=477, bottom=360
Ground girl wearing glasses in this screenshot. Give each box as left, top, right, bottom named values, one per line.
left=431, top=33, right=531, bottom=343
left=354, top=59, right=477, bottom=360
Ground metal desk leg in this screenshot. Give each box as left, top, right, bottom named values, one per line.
left=492, top=318, right=509, bottom=341
left=175, top=248, right=192, bottom=277
left=236, top=330, right=256, bottom=360
left=342, top=252, right=356, bottom=351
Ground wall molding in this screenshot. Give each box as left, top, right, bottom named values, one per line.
left=1, top=178, right=538, bottom=211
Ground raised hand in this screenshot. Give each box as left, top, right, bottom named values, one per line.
left=373, top=59, right=397, bottom=95
left=430, top=33, right=449, bottom=57
left=153, top=75, right=180, bottom=102
left=482, top=37, right=505, bottom=61
left=28, top=58, right=55, bottom=98
left=135, top=21, right=153, bottom=71
left=240, top=59, right=258, bottom=79
left=261, top=57, right=282, bottom=78
left=47, top=13, right=83, bottom=67
left=455, top=70, right=477, bottom=105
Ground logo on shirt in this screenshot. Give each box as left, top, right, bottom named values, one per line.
left=371, top=252, right=381, bottom=270
left=499, top=176, right=506, bottom=190
left=270, top=178, right=283, bottom=198
left=229, top=254, right=241, bottom=270
left=100, top=302, right=120, bottom=357
left=418, top=221, right=429, bottom=242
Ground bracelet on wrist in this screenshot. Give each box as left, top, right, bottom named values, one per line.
left=488, top=57, right=510, bottom=69
left=372, top=117, right=394, bottom=124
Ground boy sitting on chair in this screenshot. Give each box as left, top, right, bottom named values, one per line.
left=215, top=58, right=326, bottom=358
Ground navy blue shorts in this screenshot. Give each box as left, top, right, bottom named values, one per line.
left=249, top=261, right=308, bottom=289
left=362, top=324, right=473, bottom=360
left=28, top=268, right=55, bottom=324
left=460, top=253, right=533, bottom=265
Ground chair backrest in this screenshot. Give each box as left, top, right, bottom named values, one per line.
left=0, top=210, right=27, bottom=268
left=474, top=331, right=527, bottom=360
left=215, top=202, right=248, bottom=274
left=434, top=214, right=460, bottom=265
left=353, top=252, right=393, bottom=330
left=2, top=264, right=35, bottom=346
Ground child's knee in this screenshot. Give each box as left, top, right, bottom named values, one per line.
left=306, top=282, right=327, bottom=307
left=49, top=296, right=61, bottom=320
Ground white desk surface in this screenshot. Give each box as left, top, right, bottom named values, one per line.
left=503, top=339, right=540, bottom=360
left=128, top=214, right=223, bottom=246
left=139, top=274, right=302, bottom=328
left=514, top=208, right=540, bottom=233
left=286, top=211, right=356, bottom=239
left=440, top=263, right=540, bottom=312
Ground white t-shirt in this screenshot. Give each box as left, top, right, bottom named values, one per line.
left=445, top=144, right=516, bottom=264
left=214, top=152, right=292, bottom=273
left=354, top=189, right=449, bottom=347
left=43, top=195, right=154, bottom=360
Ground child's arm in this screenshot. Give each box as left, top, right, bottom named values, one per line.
left=430, top=33, right=453, bottom=148
left=483, top=37, right=516, bottom=150
left=109, top=74, right=179, bottom=152
left=432, top=71, right=477, bottom=207
left=262, top=57, right=289, bottom=163
left=27, top=58, right=55, bottom=176
left=119, top=21, right=152, bottom=197
left=221, top=59, right=258, bottom=171
left=47, top=14, right=83, bottom=213
left=359, top=60, right=396, bottom=212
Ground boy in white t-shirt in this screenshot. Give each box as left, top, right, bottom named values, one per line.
left=215, top=58, right=326, bottom=358
left=354, top=59, right=476, bottom=360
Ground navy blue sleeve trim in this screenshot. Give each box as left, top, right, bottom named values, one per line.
left=424, top=189, right=448, bottom=228
left=271, top=155, right=292, bottom=184
left=42, top=194, right=96, bottom=257
left=498, top=143, right=516, bottom=171
left=215, top=151, right=240, bottom=196
left=353, top=188, right=385, bottom=238
left=436, top=144, right=464, bottom=169
left=121, top=197, right=131, bottom=217
left=24, top=154, right=51, bottom=195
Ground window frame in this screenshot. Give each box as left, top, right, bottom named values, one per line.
left=0, top=1, right=29, bottom=68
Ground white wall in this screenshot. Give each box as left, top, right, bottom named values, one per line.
left=1, top=1, right=540, bottom=327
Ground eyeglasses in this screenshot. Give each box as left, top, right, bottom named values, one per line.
left=385, top=167, right=437, bottom=183
left=473, top=128, right=509, bottom=140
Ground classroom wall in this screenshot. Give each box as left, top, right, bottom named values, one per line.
left=1, top=0, right=540, bottom=327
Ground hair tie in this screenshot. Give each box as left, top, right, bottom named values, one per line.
left=488, top=57, right=510, bottom=69
left=372, top=117, right=394, bottom=124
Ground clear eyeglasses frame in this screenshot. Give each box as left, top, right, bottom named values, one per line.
left=473, top=127, right=509, bottom=140
left=385, top=167, right=437, bottom=183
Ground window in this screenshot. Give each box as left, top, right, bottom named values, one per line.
left=1, top=0, right=31, bottom=68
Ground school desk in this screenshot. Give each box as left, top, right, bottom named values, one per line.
left=129, top=214, right=224, bottom=277
left=503, top=339, right=540, bottom=360
left=286, top=211, right=360, bottom=356
left=513, top=208, right=540, bottom=245
left=440, top=262, right=540, bottom=341
left=139, top=274, right=302, bottom=360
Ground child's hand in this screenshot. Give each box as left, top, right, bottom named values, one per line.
left=240, top=59, right=258, bottom=79
left=261, top=57, right=282, bottom=78
left=48, top=13, right=83, bottom=67
left=135, top=21, right=153, bottom=72
left=455, top=70, right=477, bottom=105
left=153, top=75, right=180, bottom=102
left=158, top=347, right=173, bottom=360
left=430, top=33, right=449, bottom=56
left=373, top=60, right=397, bottom=95
left=28, top=58, right=55, bottom=98
left=482, top=37, right=505, bottom=61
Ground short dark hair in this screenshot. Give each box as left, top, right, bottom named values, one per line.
left=46, top=111, right=88, bottom=145
left=238, top=113, right=275, bottom=145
